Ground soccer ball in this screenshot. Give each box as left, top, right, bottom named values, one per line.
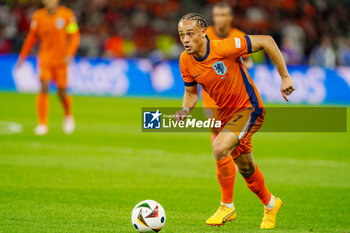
left=131, top=200, right=166, bottom=232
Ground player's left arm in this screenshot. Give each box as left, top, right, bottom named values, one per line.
left=65, top=11, right=80, bottom=64
left=248, top=35, right=295, bottom=101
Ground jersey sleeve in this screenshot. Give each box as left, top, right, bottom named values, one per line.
left=179, top=54, right=197, bottom=87
left=65, top=9, right=80, bottom=56
left=232, top=29, right=251, bottom=59
left=66, top=10, right=79, bottom=35
left=220, top=35, right=252, bottom=59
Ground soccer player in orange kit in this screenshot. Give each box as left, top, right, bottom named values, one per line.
left=204, top=2, right=253, bottom=142
left=175, top=13, right=295, bottom=229
left=17, top=0, right=80, bottom=135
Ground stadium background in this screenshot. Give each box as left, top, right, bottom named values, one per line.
left=0, top=0, right=349, bottom=232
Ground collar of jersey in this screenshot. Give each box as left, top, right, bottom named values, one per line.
left=194, top=38, right=210, bottom=62
left=215, top=29, right=229, bottom=39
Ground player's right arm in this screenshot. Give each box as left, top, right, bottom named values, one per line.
left=175, top=54, right=199, bottom=121
left=175, top=85, right=199, bottom=121
left=17, top=12, right=39, bottom=68
left=175, top=85, right=198, bottom=122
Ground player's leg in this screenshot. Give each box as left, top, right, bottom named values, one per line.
left=37, top=80, right=50, bottom=125
left=234, top=152, right=271, bottom=204
left=206, top=109, right=257, bottom=226
left=213, top=128, right=239, bottom=201
left=206, top=128, right=238, bottom=226
left=235, top=151, right=283, bottom=229
left=55, top=65, right=75, bottom=134
left=231, top=112, right=271, bottom=205
left=34, top=66, right=51, bottom=135
left=57, top=87, right=71, bottom=116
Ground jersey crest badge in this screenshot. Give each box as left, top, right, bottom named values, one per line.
left=212, top=61, right=227, bottom=75
left=55, top=18, right=65, bottom=29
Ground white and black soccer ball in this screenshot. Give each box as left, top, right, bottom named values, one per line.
left=131, top=200, right=166, bottom=232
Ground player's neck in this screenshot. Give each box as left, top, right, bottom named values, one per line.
left=214, top=26, right=230, bottom=38
left=193, top=37, right=208, bottom=59
left=46, top=6, right=58, bottom=15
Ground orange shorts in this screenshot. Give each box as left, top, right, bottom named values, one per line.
left=220, top=108, right=265, bottom=159
left=39, top=63, right=68, bottom=88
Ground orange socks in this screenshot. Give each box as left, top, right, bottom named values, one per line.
left=62, top=96, right=72, bottom=116
left=244, top=164, right=271, bottom=205
left=37, top=93, right=48, bottom=125
left=216, top=156, right=236, bottom=203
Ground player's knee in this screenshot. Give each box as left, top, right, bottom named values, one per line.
left=212, top=143, right=231, bottom=161
left=238, top=164, right=255, bottom=178
left=40, top=86, right=49, bottom=93
left=40, top=81, right=49, bottom=93
left=57, top=88, right=66, bottom=99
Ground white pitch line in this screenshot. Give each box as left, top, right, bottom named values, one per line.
left=0, top=121, right=23, bottom=135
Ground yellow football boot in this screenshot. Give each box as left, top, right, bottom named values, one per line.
left=206, top=204, right=236, bottom=226
left=260, top=196, right=283, bottom=229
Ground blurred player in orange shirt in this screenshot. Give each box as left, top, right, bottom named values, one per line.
left=176, top=13, right=294, bottom=229
left=17, top=0, right=80, bottom=135
left=204, top=2, right=254, bottom=142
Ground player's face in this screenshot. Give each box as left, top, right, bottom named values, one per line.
left=213, top=7, right=233, bottom=30
left=42, top=0, right=60, bottom=10
left=178, top=20, right=206, bottom=55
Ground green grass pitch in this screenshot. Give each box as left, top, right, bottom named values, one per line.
left=0, top=92, right=349, bottom=233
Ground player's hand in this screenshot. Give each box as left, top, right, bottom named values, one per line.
left=280, top=75, right=295, bottom=102
left=174, top=109, right=189, bottom=122
left=15, top=59, right=24, bottom=69
left=65, top=56, right=73, bottom=65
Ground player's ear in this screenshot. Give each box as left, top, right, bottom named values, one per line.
left=202, top=27, right=207, bottom=39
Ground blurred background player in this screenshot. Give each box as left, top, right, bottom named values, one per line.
left=16, top=0, right=80, bottom=135
left=203, top=2, right=254, bottom=142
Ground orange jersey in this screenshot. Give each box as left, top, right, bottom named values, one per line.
left=179, top=36, right=264, bottom=121
left=19, top=6, right=80, bottom=66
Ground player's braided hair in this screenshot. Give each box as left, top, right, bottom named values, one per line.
left=180, top=13, right=207, bottom=28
